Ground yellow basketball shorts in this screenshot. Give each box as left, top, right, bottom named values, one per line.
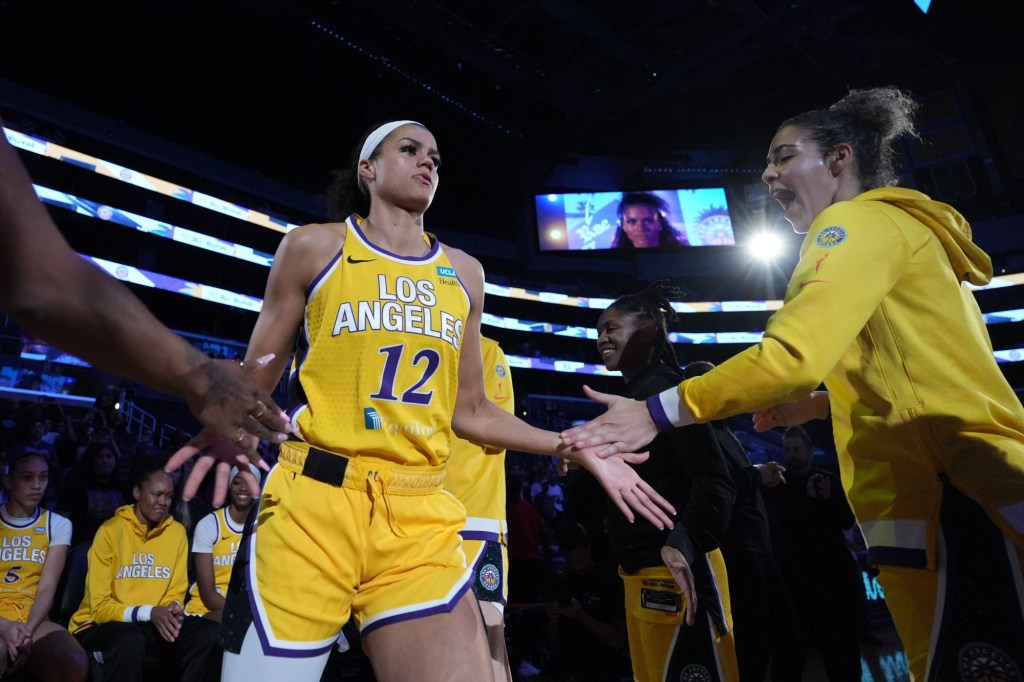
left=619, top=550, right=738, bottom=682
left=0, top=599, right=27, bottom=623
left=232, top=443, right=474, bottom=658
left=460, top=520, right=509, bottom=606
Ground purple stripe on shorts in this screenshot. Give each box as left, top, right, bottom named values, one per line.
left=459, top=530, right=501, bottom=542
left=359, top=573, right=474, bottom=638
left=244, top=470, right=337, bottom=659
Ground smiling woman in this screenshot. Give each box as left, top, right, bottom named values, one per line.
left=595, top=280, right=739, bottom=681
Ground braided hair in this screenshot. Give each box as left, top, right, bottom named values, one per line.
left=605, top=279, right=684, bottom=373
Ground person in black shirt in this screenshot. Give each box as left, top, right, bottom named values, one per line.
left=595, top=281, right=738, bottom=681
left=768, top=426, right=863, bottom=681
left=685, top=361, right=806, bottom=681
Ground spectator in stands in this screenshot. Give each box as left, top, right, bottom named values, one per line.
left=57, top=441, right=126, bottom=546
left=767, top=426, right=862, bottom=681
left=69, top=458, right=219, bottom=682
left=0, top=118, right=291, bottom=473
left=506, top=473, right=552, bottom=605
left=543, top=522, right=628, bottom=682
left=0, top=450, right=88, bottom=681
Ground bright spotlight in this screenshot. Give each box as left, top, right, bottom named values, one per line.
left=747, top=231, right=786, bottom=261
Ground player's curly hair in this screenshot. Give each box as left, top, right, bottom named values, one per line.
left=779, top=86, right=919, bottom=189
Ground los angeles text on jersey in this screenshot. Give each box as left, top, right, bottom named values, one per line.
left=331, top=275, right=463, bottom=350
left=116, top=552, right=172, bottom=580
left=0, top=535, right=45, bottom=563
left=214, top=542, right=240, bottom=568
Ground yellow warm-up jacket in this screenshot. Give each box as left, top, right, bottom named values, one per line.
left=678, top=187, right=1024, bottom=569
left=70, top=504, right=188, bottom=633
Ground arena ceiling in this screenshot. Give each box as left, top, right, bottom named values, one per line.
left=2, top=0, right=1021, bottom=219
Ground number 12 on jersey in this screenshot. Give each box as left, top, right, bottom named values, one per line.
left=370, top=344, right=440, bottom=405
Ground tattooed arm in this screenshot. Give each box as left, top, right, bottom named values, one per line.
left=0, top=115, right=288, bottom=444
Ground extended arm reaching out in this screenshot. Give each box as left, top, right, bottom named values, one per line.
left=0, top=118, right=290, bottom=449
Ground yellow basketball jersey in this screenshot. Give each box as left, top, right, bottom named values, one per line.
left=0, top=508, right=63, bottom=607
left=185, top=507, right=243, bottom=616
left=446, top=337, right=513, bottom=528
left=287, top=215, right=470, bottom=467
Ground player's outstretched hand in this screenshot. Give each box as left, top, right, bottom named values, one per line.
left=572, top=447, right=676, bottom=529
left=165, top=428, right=267, bottom=506
left=184, top=353, right=292, bottom=447
left=751, top=391, right=830, bottom=432
left=560, top=385, right=660, bottom=457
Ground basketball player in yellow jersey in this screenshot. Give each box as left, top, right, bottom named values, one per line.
left=185, top=464, right=258, bottom=622
left=0, top=451, right=87, bottom=681
left=168, top=120, right=675, bottom=682
left=446, top=336, right=514, bottom=682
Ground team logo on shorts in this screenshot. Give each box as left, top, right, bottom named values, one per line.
left=959, top=642, right=1021, bottom=681
left=478, top=563, right=501, bottom=592
left=815, top=225, right=847, bottom=248
left=495, top=365, right=506, bottom=379
left=679, top=664, right=713, bottom=682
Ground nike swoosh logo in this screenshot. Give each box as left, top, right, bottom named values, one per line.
left=798, top=279, right=830, bottom=289
left=347, top=255, right=376, bottom=264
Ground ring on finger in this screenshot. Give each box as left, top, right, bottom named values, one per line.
left=234, top=429, right=245, bottom=444
left=252, top=401, right=268, bottom=420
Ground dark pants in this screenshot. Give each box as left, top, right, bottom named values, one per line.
left=724, top=549, right=806, bottom=682
left=76, top=618, right=220, bottom=682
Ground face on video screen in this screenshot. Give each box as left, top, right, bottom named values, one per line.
left=535, top=188, right=735, bottom=251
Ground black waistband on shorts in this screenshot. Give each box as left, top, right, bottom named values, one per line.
left=301, top=446, right=349, bottom=486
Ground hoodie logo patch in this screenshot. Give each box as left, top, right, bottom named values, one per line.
left=815, top=225, right=847, bottom=248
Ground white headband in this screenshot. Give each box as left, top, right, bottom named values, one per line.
left=229, top=462, right=262, bottom=485
left=358, top=120, right=423, bottom=168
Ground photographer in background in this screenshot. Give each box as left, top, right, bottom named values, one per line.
left=543, top=522, right=627, bottom=682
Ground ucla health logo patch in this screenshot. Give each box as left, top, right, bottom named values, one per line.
left=479, top=563, right=501, bottom=592
left=436, top=266, right=456, bottom=278
left=815, top=225, right=847, bottom=248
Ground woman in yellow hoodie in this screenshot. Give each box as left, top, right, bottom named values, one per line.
left=70, top=458, right=218, bottom=681
left=563, top=87, right=1024, bottom=680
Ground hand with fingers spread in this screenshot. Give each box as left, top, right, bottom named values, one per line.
left=660, top=546, right=697, bottom=626
left=568, top=447, right=676, bottom=529
left=560, top=386, right=666, bottom=457
left=165, top=428, right=267, bottom=506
